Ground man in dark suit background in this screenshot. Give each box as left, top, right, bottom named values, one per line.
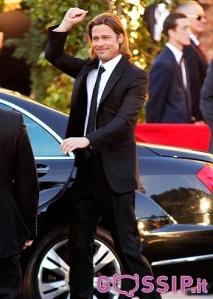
left=45, top=7, right=161, bottom=299
left=146, top=13, right=193, bottom=123
left=175, top=1, right=208, bottom=121
left=0, top=109, right=39, bottom=298
left=200, top=60, right=213, bottom=153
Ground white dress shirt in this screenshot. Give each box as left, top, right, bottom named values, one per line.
left=84, top=54, right=122, bottom=135
left=189, top=33, right=200, bottom=46
left=166, top=43, right=187, bottom=89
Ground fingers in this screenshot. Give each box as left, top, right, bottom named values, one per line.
left=22, top=240, right=33, bottom=250
left=25, top=240, right=33, bottom=246
left=57, top=8, right=88, bottom=32
left=68, top=8, right=87, bottom=18
left=66, top=8, right=88, bottom=21
left=79, top=10, right=88, bottom=21
left=60, top=137, right=90, bottom=153
left=61, top=138, right=76, bottom=153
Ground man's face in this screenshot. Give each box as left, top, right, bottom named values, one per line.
left=169, top=18, right=191, bottom=48
left=91, top=24, right=123, bottom=62
left=187, top=4, right=207, bottom=37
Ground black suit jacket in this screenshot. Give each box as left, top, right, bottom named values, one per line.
left=45, top=28, right=148, bottom=193
left=183, top=41, right=208, bottom=121
left=200, top=60, right=213, bottom=153
left=0, top=109, right=39, bottom=257
left=146, top=46, right=192, bottom=123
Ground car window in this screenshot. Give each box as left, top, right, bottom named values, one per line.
left=135, top=192, right=168, bottom=219
left=0, top=102, right=63, bottom=157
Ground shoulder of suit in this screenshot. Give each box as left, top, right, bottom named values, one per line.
left=127, top=59, right=147, bottom=77
left=151, top=50, right=174, bottom=70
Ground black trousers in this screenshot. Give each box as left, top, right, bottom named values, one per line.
left=68, top=156, right=161, bottom=299
left=0, top=255, right=21, bottom=299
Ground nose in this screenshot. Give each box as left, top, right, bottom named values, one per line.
left=94, top=38, right=105, bottom=47
left=201, top=16, right=207, bottom=23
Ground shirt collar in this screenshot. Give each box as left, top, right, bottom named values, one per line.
left=189, top=33, right=200, bottom=46
left=166, top=43, right=183, bottom=64
left=98, top=54, right=122, bottom=74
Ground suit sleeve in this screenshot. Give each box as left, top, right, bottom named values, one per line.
left=45, top=26, right=87, bottom=78
left=200, top=61, right=213, bottom=128
left=13, top=115, right=39, bottom=239
left=86, top=72, right=148, bottom=149
left=146, top=62, right=171, bottom=122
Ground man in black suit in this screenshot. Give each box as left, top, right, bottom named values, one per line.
left=175, top=1, right=208, bottom=121
left=200, top=60, right=213, bottom=153
left=0, top=109, right=38, bottom=298
left=146, top=13, right=193, bottom=123
left=45, top=7, right=161, bottom=299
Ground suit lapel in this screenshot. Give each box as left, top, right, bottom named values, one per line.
left=99, top=56, right=128, bottom=104
left=165, top=47, right=192, bottom=117
left=191, top=40, right=208, bottom=65
left=71, top=59, right=99, bottom=105
left=165, top=47, right=184, bottom=88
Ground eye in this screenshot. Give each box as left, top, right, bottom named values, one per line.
left=102, top=35, right=110, bottom=40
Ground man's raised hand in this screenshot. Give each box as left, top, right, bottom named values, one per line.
left=56, top=8, right=88, bottom=32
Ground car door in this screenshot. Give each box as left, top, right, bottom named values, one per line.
left=135, top=192, right=213, bottom=287
left=0, top=100, right=74, bottom=208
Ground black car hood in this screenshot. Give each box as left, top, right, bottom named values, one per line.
left=139, top=143, right=213, bottom=163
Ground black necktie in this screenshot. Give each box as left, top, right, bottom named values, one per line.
left=86, top=65, right=105, bottom=134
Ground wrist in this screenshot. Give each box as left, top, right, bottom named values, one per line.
left=84, top=137, right=90, bottom=146
left=54, top=23, right=72, bottom=32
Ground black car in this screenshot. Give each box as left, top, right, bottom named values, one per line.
left=0, top=88, right=213, bottom=299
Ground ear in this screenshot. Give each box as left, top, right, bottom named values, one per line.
left=168, top=28, right=175, bottom=38
left=118, top=33, right=124, bottom=43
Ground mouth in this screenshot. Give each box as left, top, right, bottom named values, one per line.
left=96, top=48, right=108, bottom=53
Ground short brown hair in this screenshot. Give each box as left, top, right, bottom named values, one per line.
left=88, top=13, right=132, bottom=60
left=163, top=12, right=187, bottom=37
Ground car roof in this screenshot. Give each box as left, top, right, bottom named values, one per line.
left=0, top=88, right=68, bottom=138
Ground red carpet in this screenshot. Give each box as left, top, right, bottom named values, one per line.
left=135, top=123, right=211, bottom=152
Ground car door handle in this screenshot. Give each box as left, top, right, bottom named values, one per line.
left=36, top=164, right=50, bottom=175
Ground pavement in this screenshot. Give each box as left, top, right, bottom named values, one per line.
left=162, top=292, right=213, bottom=299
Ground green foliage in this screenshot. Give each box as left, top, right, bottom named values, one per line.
left=0, top=0, right=4, bottom=12
left=7, top=0, right=108, bottom=110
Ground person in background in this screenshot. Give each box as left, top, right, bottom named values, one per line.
left=200, top=60, right=213, bottom=153
left=0, top=10, right=31, bottom=95
left=175, top=1, right=208, bottom=122
left=0, top=109, right=39, bottom=298
left=45, top=7, right=161, bottom=299
left=144, top=3, right=169, bottom=42
left=146, top=13, right=193, bottom=123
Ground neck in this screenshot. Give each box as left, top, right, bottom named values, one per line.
left=168, top=40, right=183, bottom=51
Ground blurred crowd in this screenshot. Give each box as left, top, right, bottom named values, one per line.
left=144, top=1, right=213, bottom=152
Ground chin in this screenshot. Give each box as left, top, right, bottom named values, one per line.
left=98, top=55, right=110, bottom=62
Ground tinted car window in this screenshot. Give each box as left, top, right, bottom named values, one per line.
left=135, top=192, right=168, bottom=219
left=0, top=102, right=63, bottom=157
